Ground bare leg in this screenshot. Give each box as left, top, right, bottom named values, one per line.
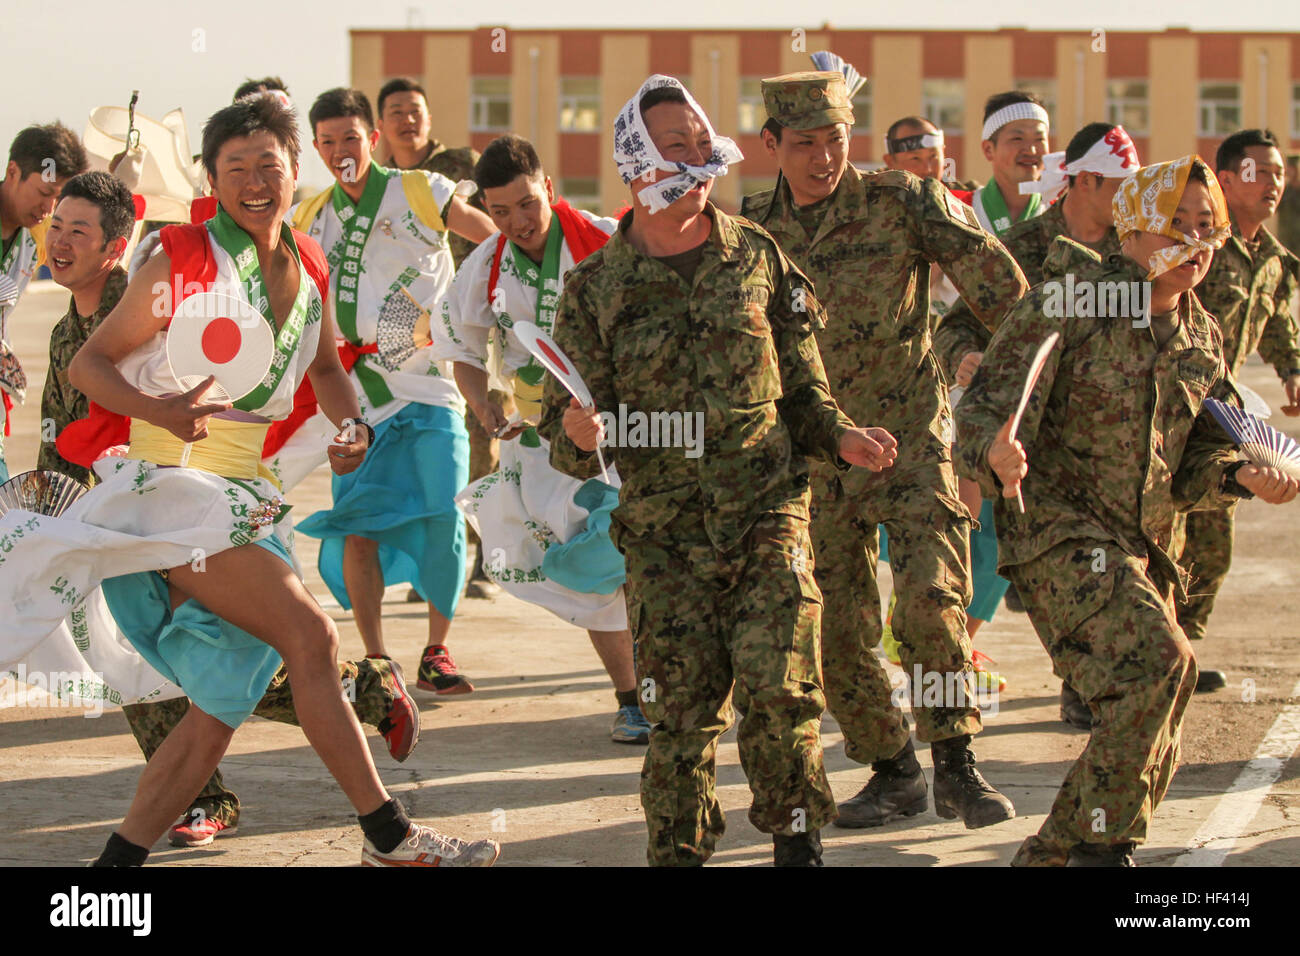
left=117, top=704, right=236, bottom=848
left=343, top=534, right=386, bottom=657
left=428, top=603, right=452, bottom=646
left=587, top=628, right=636, bottom=693
left=166, top=545, right=389, bottom=815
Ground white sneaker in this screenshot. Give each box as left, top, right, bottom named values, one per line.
left=361, top=824, right=500, bottom=867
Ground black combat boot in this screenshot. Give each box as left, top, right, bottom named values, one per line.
left=1195, top=669, right=1227, bottom=693
left=773, top=829, right=824, bottom=866
left=1067, top=842, right=1136, bottom=867
left=833, top=739, right=928, bottom=828
left=931, top=735, right=1015, bottom=829
left=1060, top=682, right=1092, bottom=729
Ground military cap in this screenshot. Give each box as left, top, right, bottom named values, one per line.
left=760, top=71, right=855, bottom=130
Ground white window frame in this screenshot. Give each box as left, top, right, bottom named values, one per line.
left=1106, top=79, right=1150, bottom=137
left=922, top=79, right=964, bottom=138
left=1198, top=82, right=1242, bottom=138
left=558, top=77, right=601, bottom=133
left=469, top=77, right=511, bottom=133
left=738, top=77, right=766, bottom=134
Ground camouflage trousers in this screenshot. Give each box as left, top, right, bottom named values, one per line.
left=810, top=459, right=980, bottom=764
left=1170, top=506, right=1236, bottom=642
left=620, top=505, right=836, bottom=866
left=121, top=657, right=398, bottom=827
left=1007, top=540, right=1197, bottom=866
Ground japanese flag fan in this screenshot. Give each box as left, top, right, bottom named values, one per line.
left=166, top=291, right=275, bottom=462
left=1203, top=397, right=1300, bottom=481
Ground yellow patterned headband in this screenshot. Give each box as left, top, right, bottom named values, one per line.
left=1112, top=155, right=1231, bottom=279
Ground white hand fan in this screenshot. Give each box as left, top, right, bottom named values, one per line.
left=1007, top=332, right=1061, bottom=513
left=810, top=51, right=868, bottom=99
left=511, top=319, right=608, bottom=482
left=0, top=274, right=18, bottom=309
left=1203, top=397, right=1300, bottom=481
left=0, top=470, right=90, bottom=519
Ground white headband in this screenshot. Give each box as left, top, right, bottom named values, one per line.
left=981, top=102, right=1050, bottom=142
left=1019, top=126, right=1141, bottom=201
left=613, top=74, right=744, bottom=215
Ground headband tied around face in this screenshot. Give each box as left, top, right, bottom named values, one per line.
left=612, top=74, right=743, bottom=214
left=1112, top=155, right=1231, bottom=279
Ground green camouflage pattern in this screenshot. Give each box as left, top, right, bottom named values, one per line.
left=1171, top=505, right=1235, bottom=641
left=539, top=203, right=852, bottom=865
left=741, top=166, right=1026, bottom=751
left=121, top=657, right=400, bottom=826
left=760, top=71, right=854, bottom=131
left=1277, top=188, right=1300, bottom=258
left=36, top=267, right=128, bottom=486
left=540, top=203, right=854, bottom=550
left=1006, top=540, right=1197, bottom=865
left=932, top=195, right=1121, bottom=383
left=1196, top=220, right=1300, bottom=379
left=954, top=237, right=1246, bottom=604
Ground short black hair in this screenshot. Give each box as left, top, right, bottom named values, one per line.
left=377, top=78, right=427, bottom=116
left=309, top=87, right=375, bottom=135
left=639, top=85, right=689, bottom=118
left=982, top=91, right=1045, bottom=143
left=474, top=135, right=544, bottom=192
left=58, top=171, right=135, bottom=244
left=1188, top=160, right=1212, bottom=187
left=1216, top=128, right=1281, bottom=174
left=1064, top=122, right=1116, bottom=187
left=7, top=123, right=88, bottom=180
left=233, top=76, right=289, bottom=103
left=201, top=95, right=300, bottom=176
left=761, top=117, right=784, bottom=143
left=885, top=115, right=934, bottom=144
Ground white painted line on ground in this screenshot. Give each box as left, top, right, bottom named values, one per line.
left=1174, top=677, right=1300, bottom=866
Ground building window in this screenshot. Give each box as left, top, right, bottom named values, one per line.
left=559, top=77, right=600, bottom=133
left=560, top=178, right=601, bottom=213
left=1107, top=80, right=1150, bottom=136
left=923, top=79, right=964, bottom=137
left=1198, top=82, right=1242, bottom=137
left=1292, top=82, right=1300, bottom=139
left=469, top=77, right=511, bottom=133
left=852, top=80, right=872, bottom=135
left=1015, top=79, right=1056, bottom=125
left=738, top=78, right=766, bottom=134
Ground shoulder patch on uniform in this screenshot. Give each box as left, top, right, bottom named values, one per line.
left=945, top=189, right=981, bottom=230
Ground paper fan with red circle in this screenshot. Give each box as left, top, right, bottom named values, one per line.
left=166, top=292, right=275, bottom=401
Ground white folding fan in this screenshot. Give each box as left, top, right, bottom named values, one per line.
left=1203, top=397, right=1300, bottom=481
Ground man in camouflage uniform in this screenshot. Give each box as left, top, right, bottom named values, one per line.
left=956, top=157, right=1299, bottom=865
left=37, top=174, right=420, bottom=848
left=376, top=79, right=502, bottom=601
left=933, top=121, right=1138, bottom=728
left=541, top=75, right=898, bottom=866
left=741, top=71, right=1025, bottom=830
left=1173, top=130, right=1300, bottom=691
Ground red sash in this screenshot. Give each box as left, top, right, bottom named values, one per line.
left=486, top=198, right=611, bottom=305
left=56, top=222, right=329, bottom=468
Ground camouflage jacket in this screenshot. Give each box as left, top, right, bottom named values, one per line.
left=741, top=166, right=1026, bottom=481
left=405, top=140, right=482, bottom=269
left=1195, top=218, right=1300, bottom=380
left=36, top=267, right=129, bottom=485
left=954, top=238, right=1244, bottom=596
left=933, top=194, right=1121, bottom=382
left=539, top=203, right=854, bottom=550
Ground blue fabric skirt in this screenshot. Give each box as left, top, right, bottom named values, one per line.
left=296, top=403, right=469, bottom=620
left=101, top=534, right=289, bottom=728
left=540, top=478, right=625, bottom=595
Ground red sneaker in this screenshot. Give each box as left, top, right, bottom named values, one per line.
left=376, top=659, right=420, bottom=762
left=168, top=813, right=238, bottom=848
left=416, top=644, right=474, bottom=695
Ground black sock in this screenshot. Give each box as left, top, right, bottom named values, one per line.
left=92, top=832, right=149, bottom=867
left=615, top=688, right=639, bottom=709
left=358, top=798, right=411, bottom=854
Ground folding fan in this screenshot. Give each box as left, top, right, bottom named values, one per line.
left=1203, top=397, right=1300, bottom=481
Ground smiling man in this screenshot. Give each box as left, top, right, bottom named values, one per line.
left=288, top=87, right=495, bottom=697
left=742, top=70, right=1027, bottom=833
left=956, top=156, right=1300, bottom=866
left=541, top=75, right=899, bottom=866
left=0, top=122, right=89, bottom=480
left=1171, top=129, right=1300, bottom=689
left=972, top=92, right=1051, bottom=235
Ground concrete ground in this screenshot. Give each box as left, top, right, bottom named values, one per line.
left=1, top=280, right=1298, bottom=867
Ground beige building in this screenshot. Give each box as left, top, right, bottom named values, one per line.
left=351, top=26, right=1300, bottom=213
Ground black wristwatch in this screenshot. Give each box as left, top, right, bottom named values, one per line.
left=342, top=417, right=376, bottom=446
left=1221, top=460, right=1255, bottom=499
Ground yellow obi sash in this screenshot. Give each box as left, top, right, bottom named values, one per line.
left=129, top=418, right=279, bottom=487
left=511, top=374, right=543, bottom=421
